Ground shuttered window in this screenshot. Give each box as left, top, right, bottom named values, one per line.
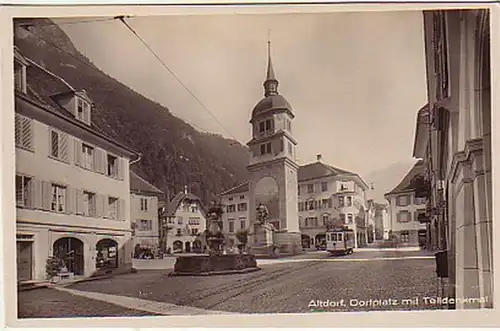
left=15, top=114, right=34, bottom=151
left=83, top=191, right=96, bottom=217
left=15, top=175, right=32, bottom=207
left=49, top=128, right=69, bottom=162
left=108, top=197, right=118, bottom=220
left=50, top=184, right=66, bottom=213
left=82, top=144, right=94, bottom=170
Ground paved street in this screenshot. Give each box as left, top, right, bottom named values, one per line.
left=18, top=249, right=445, bottom=318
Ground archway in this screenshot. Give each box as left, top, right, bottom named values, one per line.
left=173, top=240, right=183, bottom=253
left=185, top=241, right=191, bottom=253
left=255, top=176, right=279, bottom=223
left=193, top=239, right=202, bottom=253
left=53, top=237, right=84, bottom=276
left=315, top=233, right=326, bottom=249
left=301, top=234, right=311, bottom=249
left=96, top=238, right=118, bottom=269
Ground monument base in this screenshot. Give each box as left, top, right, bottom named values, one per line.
left=168, top=254, right=260, bottom=276
left=274, top=232, right=302, bottom=255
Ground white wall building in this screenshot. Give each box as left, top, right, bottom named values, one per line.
left=163, top=186, right=206, bottom=253
left=130, top=170, right=163, bottom=251
left=14, top=47, right=137, bottom=282
left=384, top=160, right=427, bottom=246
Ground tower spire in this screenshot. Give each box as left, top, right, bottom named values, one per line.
left=264, top=30, right=279, bottom=97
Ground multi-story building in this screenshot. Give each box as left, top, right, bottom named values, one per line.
left=220, top=183, right=249, bottom=248
left=413, top=9, right=492, bottom=309
left=220, top=154, right=370, bottom=250
left=130, top=170, right=163, bottom=251
left=384, top=160, right=428, bottom=247
left=162, top=186, right=206, bottom=253
left=372, top=202, right=390, bottom=241
left=14, top=46, right=138, bottom=282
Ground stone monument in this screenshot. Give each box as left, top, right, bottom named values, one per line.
left=251, top=203, right=278, bottom=256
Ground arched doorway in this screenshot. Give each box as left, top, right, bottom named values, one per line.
left=53, top=237, right=84, bottom=276
left=185, top=241, right=191, bottom=253
left=173, top=240, right=183, bottom=253
left=193, top=239, right=202, bottom=253
left=315, top=234, right=326, bottom=248
left=301, top=234, right=311, bottom=249
left=96, top=238, right=118, bottom=269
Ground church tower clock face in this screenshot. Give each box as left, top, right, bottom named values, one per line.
left=246, top=38, right=300, bottom=235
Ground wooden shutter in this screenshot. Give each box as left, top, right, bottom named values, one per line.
left=75, top=189, right=83, bottom=215
left=65, top=186, right=74, bottom=214
left=117, top=198, right=126, bottom=221
left=15, top=114, right=22, bottom=146
left=41, top=181, right=52, bottom=211
left=30, top=179, right=43, bottom=209
left=94, top=194, right=101, bottom=218
left=74, top=139, right=82, bottom=166
left=59, top=133, right=69, bottom=162
left=117, top=158, right=124, bottom=180
left=102, top=195, right=109, bottom=218
left=21, top=117, right=33, bottom=150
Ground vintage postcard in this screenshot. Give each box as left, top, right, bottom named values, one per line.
left=1, top=2, right=498, bottom=328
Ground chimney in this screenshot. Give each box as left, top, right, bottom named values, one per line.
left=317, top=154, right=322, bottom=162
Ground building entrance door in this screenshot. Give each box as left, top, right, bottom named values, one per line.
left=17, top=241, right=33, bottom=281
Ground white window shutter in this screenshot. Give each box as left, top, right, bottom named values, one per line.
left=30, top=179, right=43, bottom=209
left=75, top=189, right=83, bottom=215
left=102, top=195, right=109, bottom=219
left=95, top=194, right=103, bottom=218
left=41, top=181, right=52, bottom=211
left=74, top=139, right=82, bottom=166
left=65, top=186, right=74, bottom=214
left=60, top=133, right=69, bottom=163
left=118, top=198, right=126, bottom=221
left=15, top=114, right=22, bottom=146
left=117, top=158, right=124, bottom=180
left=26, top=179, right=34, bottom=209
left=98, top=149, right=106, bottom=174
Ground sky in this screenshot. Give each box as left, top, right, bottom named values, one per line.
left=55, top=11, right=428, bottom=200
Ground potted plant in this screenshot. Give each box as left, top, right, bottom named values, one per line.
left=45, top=256, right=65, bottom=283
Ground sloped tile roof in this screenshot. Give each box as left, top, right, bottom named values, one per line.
left=298, top=161, right=356, bottom=182
left=130, top=170, right=163, bottom=195
left=220, top=181, right=249, bottom=196
left=164, top=191, right=205, bottom=217
left=385, top=160, right=425, bottom=196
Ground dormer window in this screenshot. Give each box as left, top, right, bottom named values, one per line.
left=258, top=119, right=273, bottom=135
left=14, top=60, right=27, bottom=93
left=77, top=98, right=91, bottom=124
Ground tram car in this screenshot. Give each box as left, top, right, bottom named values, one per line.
left=326, top=227, right=355, bottom=255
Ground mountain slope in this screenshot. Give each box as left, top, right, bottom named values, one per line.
left=14, top=18, right=249, bottom=203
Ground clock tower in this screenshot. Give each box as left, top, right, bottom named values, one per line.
left=247, top=40, right=301, bottom=255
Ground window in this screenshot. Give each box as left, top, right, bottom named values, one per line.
left=259, top=122, right=265, bottom=133
left=338, top=196, right=345, bottom=207
left=288, top=142, right=293, bottom=155
left=140, top=198, right=148, bottom=211
left=240, top=195, right=245, bottom=200
left=138, top=220, right=152, bottom=231
left=81, top=144, right=94, bottom=170
left=260, top=142, right=272, bottom=155
left=108, top=197, right=118, bottom=220
left=305, top=217, right=318, bottom=228
left=229, top=221, right=235, bottom=233
left=227, top=204, right=236, bottom=213
left=265, top=119, right=272, bottom=131
left=397, top=210, right=411, bottom=223
left=14, top=61, right=25, bottom=92
left=51, top=184, right=66, bottom=213
left=15, top=175, right=31, bottom=207
left=190, top=204, right=198, bottom=213
left=340, top=183, right=347, bottom=191
left=176, top=229, right=182, bottom=236
left=237, top=203, right=247, bottom=212
left=107, top=154, right=118, bottom=177
left=322, top=215, right=329, bottom=225
left=321, top=182, right=328, bottom=192
left=340, top=213, right=346, bottom=222
left=307, top=184, right=314, bottom=193
left=397, top=195, right=409, bottom=207
left=15, top=115, right=33, bottom=151
left=188, top=217, right=200, bottom=225
left=298, top=202, right=304, bottom=211
left=240, top=219, right=246, bottom=229
left=228, top=197, right=233, bottom=201
left=77, top=98, right=90, bottom=123
left=400, top=231, right=410, bottom=243
left=347, top=196, right=353, bottom=207
left=347, top=214, right=353, bottom=224
left=83, top=191, right=96, bottom=216
left=307, top=200, right=315, bottom=211
left=328, top=198, right=333, bottom=208
left=415, top=197, right=427, bottom=205
left=177, top=217, right=183, bottom=225
left=321, top=199, right=329, bottom=209
left=191, top=228, right=199, bottom=236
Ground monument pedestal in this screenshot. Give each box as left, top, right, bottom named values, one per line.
left=250, top=223, right=277, bottom=257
